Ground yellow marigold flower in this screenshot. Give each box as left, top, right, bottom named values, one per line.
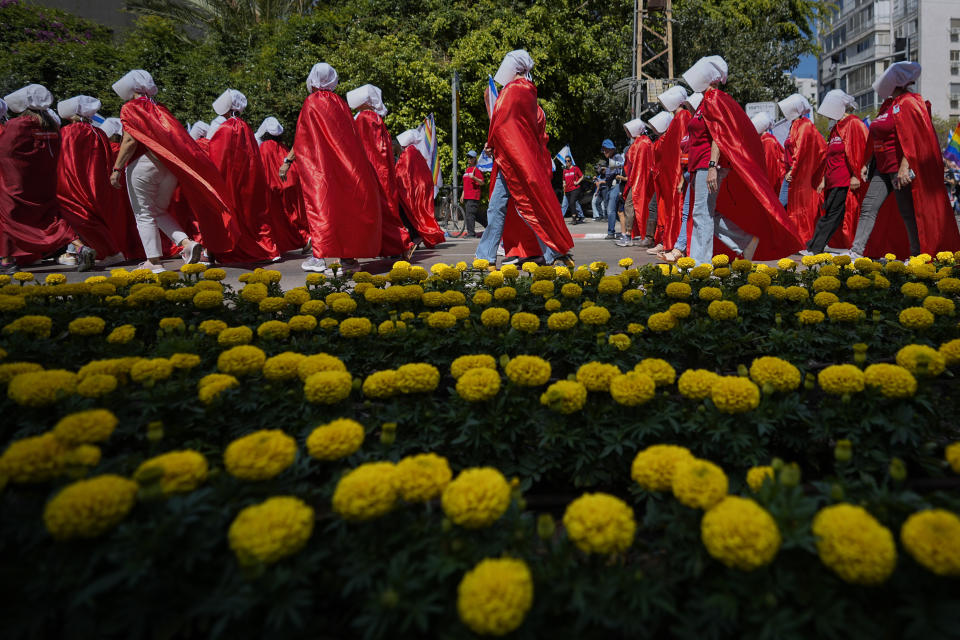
left=899, top=509, right=960, bottom=577
left=456, top=367, right=501, bottom=402
left=228, top=496, right=314, bottom=566
left=678, top=369, right=719, bottom=400
left=749, top=356, right=801, bottom=392
left=812, top=504, right=896, bottom=585
left=303, top=370, right=353, bottom=404
left=817, top=364, right=865, bottom=395
left=52, top=409, right=117, bottom=446
left=609, top=371, right=655, bottom=406
left=449, top=305, right=471, bottom=320
left=940, top=338, right=960, bottom=366
left=826, top=301, right=861, bottom=323
left=472, top=258, right=490, bottom=270
left=563, top=492, right=636, bottom=555
left=306, top=418, right=365, bottom=461
left=3, top=314, right=53, bottom=338
left=667, top=302, right=691, bottom=319
left=224, top=430, right=296, bottom=480
left=299, top=299, right=326, bottom=316
left=395, top=362, right=440, bottom=393
left=819, top=264, right=840, bottom=277
left=547, top=310, right=578, bottom=330
left=424, top=310, right=455, bottom=329
left=576, top=305, right=609, bottom=326
left=197, top=319, right=227, bottom=336
left=707, top=300, right=738, bottom=320
left=200, top=267, right=225, bottom=281
left=0, top=295, right=26, bottom=312
left=158, top=317, right=184, bottom=333
left=626, top=322, right=645, bottom=334
left=471, top=290, right=492, bottom=306
left=135, top=450, right=208, bottom=494
left=505, top=355, right=551, bottom=386
left=746, top=466, right=775, bottom=492
left=608, top=333, right=630, bottom=351
left=337, top=317, right=371, bottom=338
left=795, top=309, right=824, bottom=325
left=197, top=373, right=238, bottom=404
left=701, top=496, right=781, bottom=570
left=922, top=295, right=955, bottom=316
left=217, top=345, right=266, bottom=377
left=863, top=363, right=917, bottom=398
left=283, top=288, right=311, bottom=307
left=597, top=276, right=623, bottom=296
left=509, top=312, right=539, bottom=333
left=8, top=369, right=77, bottom=406
left=689, top=264, right=712, bottom=279
left=68, top=316, right=106, bottom=336
left=329, top=297, right=357, bottom=314
left=900, top=282, right=928, bottom=298
left=576, top=362, right=621, bottom=392
left=944, top=442, right=960, bottom=473
left=240, top=282, right=268, bottom=304
left=76, top=374, right=118, bottom=398
left=620, top=288, right=642, bottom=304
left=0, top=432, right=68, bottom=483
left=540, top=380, right=586, bottom=413
left=647, top=311, right=677, bottom=332
left=332, top=461, right=398, bottom=521
left=936, top=277, right=960, bottom=294
left=362, top=370, right=397, bottom=398
left=895, top=344, right=945, bottom=376
left=396, top=453, right=452, bottom=502
left=710, top=376, right=760, bottom=413
left=530, top=280, right=555, bottom=297
left=167, top=353, right=200, bottom=371
left=457, top=558, right=533, bottom=636
left=711, top=255, right=729, bottom=267
left=731, top=258, right=753, bottom=273
left=544, top=298, right=562, bottom=312
left=0, top=362, right=43, bottom=384
left=813, top=291, right=839, bottom=307
left=777, top=258, right=796, bottom=270
left=260, top=352, right=305, bottom=382
left=60, top=444, right=100, bottom=468
left=493, top=286, right=517, bottom=302
left=450, top=355, right=498, bottom=380
left=480, top=307, right=510, bottom=327
left=899, top=306, right=935, bottom=329
left=634, top=358, right=676, bottom=386
left=43, top=474, right=137, bottom=540
left=782, top=285, right=807, bottom=302
left=442, top=467, right=511, bottom=528
left=736, top=284, right=762, bottom=301
left=672, top=458, right=728, bottom=509
left=105, top=323, right=136, bottom=344
left=44, top=272, right=67, bottom=285
left=193, top=289, right=223, bottom=311
left=253, top=320, right=287, bottom=341
left=484, top=271, right=505, bottom=288
left=697, top=286, right=722, bottom=302
left=560, top=282, right=583, bottom=298
left=665, top=281, right=692, bottom=299
left=845, top=275, right=871, bottom=290
left=297, top=353, right=346, bottom=381
left=217, top=326, right=253, bottom=346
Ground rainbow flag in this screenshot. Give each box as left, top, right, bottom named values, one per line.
left=417, top=113, right=442, bottom=197
left=944, top=121, right=960, bottom=165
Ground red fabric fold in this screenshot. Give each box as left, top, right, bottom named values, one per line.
left=487, top=78, right=573, bottom=256
left=260, top=139, right=309, bottom=254
left=293, top=90, right=383, bottom=259
left=863, top=93, right=960, bottom=258
left=827, top=115, right=869, bottom=249
left=760, top=132, right=787, bottom=198
left=784, top=117, right=826, bottom=242
left=120, top=98, right=238, bottom=254
left=700, top=89, right=803, bottom=260
left=56, top=122, right=138, bottom=259
left=0, top=117, right=75, bottom=263
left=354, top=110, right=413, bottom=256
left=625, top=136, right=655, bottom=239
left=654, top=110, right=690, bottom=249
left=396, top=146, right=446, bottom=248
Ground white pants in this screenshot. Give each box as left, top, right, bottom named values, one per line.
left=126, top=154, right=188, bottom=258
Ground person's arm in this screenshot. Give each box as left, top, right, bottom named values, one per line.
left=895, top=155, right=912, bottom=189
left=706, top=141, right=720, bottom=193
left=110, top=131, right=139, bottom=189
left=279, top=149, right=296, bottom=182
left=470, top=169, right=483, bottom=185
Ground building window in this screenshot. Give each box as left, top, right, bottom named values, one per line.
left=951, top=51, right=960, bottom=62
left=952, top=100, right=960, bottom=110
left=953, top=65, right=960, bottom=76
left=848, top=65, right=876, bottom=93
left=950, top=83, right=960, bottom=98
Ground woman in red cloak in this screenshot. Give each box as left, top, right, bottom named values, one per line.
left=395, top=128, right=446, bottom=250
left=0, top=98, right=9, bottom=136
left=189, top=121, right=210, bottom=154
left=56, top=95, right=138, bottom=268
left=475, top=49, right=574, bottom=266
left=668, top=55, right=801, bottom=266
left=280, top=63, right=383, bottom=273
left=849, top=62, right=960, bottom=259
left=619, top=118, right=655, bottom=250
left=778, top=93, right=826, bottom=244
left=256, top=117, right=310, bottom=255
left=110, top=70, right=238, bottom=273
left=751, top=113, right=787, bottom=201
left=803, top=90, right=868, bottom=254
left=0, top=84, right=77, bottom=274
left=347, top=84, right=415, bottom=259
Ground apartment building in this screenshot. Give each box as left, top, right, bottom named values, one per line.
left=818, top=0, right=960, bottom=121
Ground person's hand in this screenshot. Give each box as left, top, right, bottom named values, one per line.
left=784, top=170, right=793, bottom=183
left=109, top=170, right=122, bottom=189
left=707, top=167, right=719, bottom=194
left=850, top=177, right=861, bottom=190
left=677, top=182, right=683, bottom=193
left=279, top=162, right=289, bottom=182
left=816, top=178, right=824, bottom=194
left=896, top=163, right=913, bottom=189
left=861, top=166, right=868, bottom=182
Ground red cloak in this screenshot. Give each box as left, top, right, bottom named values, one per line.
left=260, top=139, right=309, bottom=254
left=760, top=132, right=787, bottom=198
left=655, top=110, right=691, bottom=249
left=292, top=90, right=383, bottom=259
left=56, top=122, right=139, bottom=259
left=863, top=93, right=960, bottom=258
left=502, top=105, right=553, bottom=258
left=700, top=88, right=802, bottom=260
left=0, top=116, right=75, bottom=263
left=396, top=146, right=446, bottom=248
left=826, top=115, right=869, bottom=249
left=354, top=110, right=413, bottom=256
left=784, top=117, right=826, bottom=243
left=487, top=78, right=573, bottom=256
left=206, top=118, right=279, bottom=262
left=626, top=136, right=655, bottom=239
left=120, top=98, right=238, bottom=254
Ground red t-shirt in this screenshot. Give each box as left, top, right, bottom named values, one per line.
left=679, top=133, right=690, bottom=168
left=823, top=132, right=852, bottom=189
left=685, top=111, right=712, bottom=171
left=462, top=166, right=483, bottom=200
left=870, top=108, right=900, bottom=174
left=563, top=165, right=583, bottom=192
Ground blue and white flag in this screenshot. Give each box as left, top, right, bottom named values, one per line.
left=555, top=144, right=574, bottom=166
left=90, top=113, right=105, bottom=126
left=477, top=149, right=494, bottom=173
left=484, top=75, right=498, bottom=119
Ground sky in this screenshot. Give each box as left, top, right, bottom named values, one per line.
left=792, top=54, right=817, bottom=78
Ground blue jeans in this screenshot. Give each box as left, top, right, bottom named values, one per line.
left=476, top=173, right=558, bottom=262
left=561, top=191, right=583, bottom=218
left=687, top=168, right=755, bottom=266
left=675, top=172, right=692, bottom=251
left=606, top=183, right=621, bottom=234
left=778, top=178, right=790, bottom=208
left=592, top=188, right=607, bottom=218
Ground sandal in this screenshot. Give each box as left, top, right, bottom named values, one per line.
left=657, top=248, right=683, bottom=263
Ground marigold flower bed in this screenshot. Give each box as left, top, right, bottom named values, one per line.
left=1, top=253, right=959, bottom=639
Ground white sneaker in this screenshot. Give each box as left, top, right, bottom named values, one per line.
left=742, top=236, right=760, bottom=261
left=798, top=249, right=814, bottom=257
left=96, top=253, right=125, bottom=267
left=137, top=260, right=166, bottom=274
left=301, top=256, right=327, bottom=272
left=645, top=243, right=665, bottom=255
left=497, top=243, right=505, bottom=257
left=824, top=245, right=843, bottom=254
left=846, top=250, right=863, bottom=261
left=57, top=253, right=78, bottom=266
